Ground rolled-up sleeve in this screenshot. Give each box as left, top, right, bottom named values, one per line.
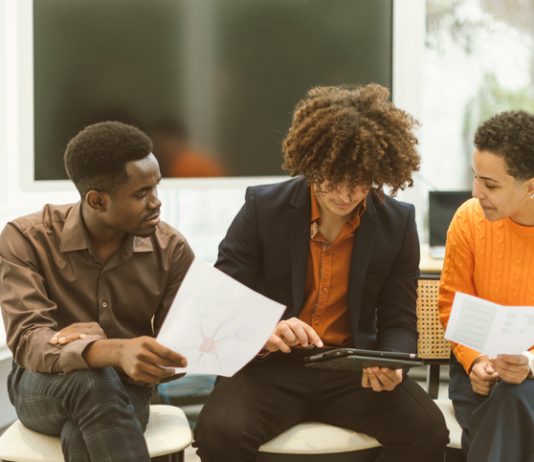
left=0, top=223, right=93, bottom=373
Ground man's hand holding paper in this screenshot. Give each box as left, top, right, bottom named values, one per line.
left=157, top=259, right=285, bottom=376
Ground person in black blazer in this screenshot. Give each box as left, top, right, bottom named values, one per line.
left=195, top=84, right=448, bottom=462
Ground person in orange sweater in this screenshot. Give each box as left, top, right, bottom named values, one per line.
left=439, top=110, right=534, bottom=462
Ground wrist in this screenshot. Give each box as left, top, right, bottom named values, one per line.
left=84, top=339, right=125, bottom=368
left=469, top=354, right=488, bottom=373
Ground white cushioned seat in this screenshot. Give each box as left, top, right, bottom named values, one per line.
left=258, top=398, right=463, bottom=455
left=258, top=422, right=380, bottom=454
left=0, top=404, right=192, bottom=462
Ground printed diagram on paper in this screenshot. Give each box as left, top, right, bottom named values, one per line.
left=157, top=260, right=285, bottom=376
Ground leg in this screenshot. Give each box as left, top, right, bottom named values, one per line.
left=449, top=356, right=534, bottom=462
left=448, top=357, right=486, bottom=454
left=194, top=356, right=313, bottom=462
left=465, top=381, right=534, bottom=462
left=316, top=375, right=448, bottom=462
left=61, top=420, right=92, bottom=462
left=8, top=363, right=152, bottom=462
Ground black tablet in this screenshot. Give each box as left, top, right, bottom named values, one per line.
left=303, top=347, right=423, bottom=372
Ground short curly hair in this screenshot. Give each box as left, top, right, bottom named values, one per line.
left=281, top=84, right=420, bottom=195
left=64, top=121, right=153, bottom=197
left=474, top=110, right=534, bottom=180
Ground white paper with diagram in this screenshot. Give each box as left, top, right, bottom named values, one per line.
left=445, top=292, right=534, bottom=356
left=157, top=259, right=285, bottom=376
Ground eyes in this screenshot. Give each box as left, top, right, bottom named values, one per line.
left=133, top=185, right=159, bottom=200
left=473, top=175, right=498, bottom=191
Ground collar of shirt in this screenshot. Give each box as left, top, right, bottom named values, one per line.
left=309, top=187, right=367, bottom=239
left=59, top=202, right=154, bottom=255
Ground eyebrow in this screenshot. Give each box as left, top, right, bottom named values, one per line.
left=471, top=168, right=499, bottom=183
left=132, top=177, right=162, bottom=194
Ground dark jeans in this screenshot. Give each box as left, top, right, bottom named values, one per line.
left=449, top=356, right=534, bottom=462
left=195, top=351, right=448, bottom=462
left=8, top=362, right=153, bottom=462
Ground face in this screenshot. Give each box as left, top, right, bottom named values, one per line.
left=103, top=153, right=162, bottom=237
left=472, top=149, right=534, bottom=223
left=314, top=181, right=369, bottom=219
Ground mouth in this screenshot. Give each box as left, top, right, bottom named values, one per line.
left=143, top=213, right=161, bottom=226
left=333, top=201, right=352, bottom=209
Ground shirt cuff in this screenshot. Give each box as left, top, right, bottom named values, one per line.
left=452, top=344, right=480, bottom=374
left=58, top=337, right=99, bottom=373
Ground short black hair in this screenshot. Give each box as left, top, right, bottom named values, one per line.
left=474, top=110, right=534, bottom=180
left=64, top=121, right=153, bottom=197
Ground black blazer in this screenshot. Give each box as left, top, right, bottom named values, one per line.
left=215, top=177, right=420, bottom=353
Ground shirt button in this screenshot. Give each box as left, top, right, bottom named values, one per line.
left=313, top=320, right=319, bottom=325
left=101, top=301, right=108, bottom=308
left=321, top=287, right=327, bottom=292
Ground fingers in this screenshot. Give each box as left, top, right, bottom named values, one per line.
left=265, top=334, right=292, bottom=353
left=491, top=355, right=529, bottom=384
left=470, top=362, right=498, bottom=395
left=50, top=322, right=106, bottom=345
left=143, top=337, right=187, bottom=367
left=497, top=354, right=528, bottom=365
left=299, top=322, right=323, bottom=348
left=363, top=368, right=403, bottom=392
left=51, top=332, right=92, bottom=345
left=120, top=337, right=188, bottom=384
left=471, top=379, right=492, bottom=396
left=361, top=369, right=370, bottom=388
left=270, top=318, right=324, bottom=351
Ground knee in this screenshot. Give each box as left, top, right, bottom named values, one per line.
left=63, top=368, right=128, bottom=408
left=490, top=380, right=533, bottom=405
left=411, top=407, right=449, bottom=450
left=484, top=380, right=534, bottom=417
left=387, top=400, right=449, bottom=453
left=195, top=402, right=260, bottom=458
left=66, top=368, right=121, bottom=391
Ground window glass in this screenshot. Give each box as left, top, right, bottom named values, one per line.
left=422, top=0, right=534, bottom=190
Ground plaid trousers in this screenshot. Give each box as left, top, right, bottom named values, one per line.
left=8, top=362, right=152, bottom=462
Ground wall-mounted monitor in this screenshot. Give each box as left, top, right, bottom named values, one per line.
left=32, top=0, right=393, bottom=181
left=428, top=190, right=472, bottom=258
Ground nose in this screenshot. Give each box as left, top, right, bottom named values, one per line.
left=148, top=189, right=162, bottom=210
left=472, top=178, right=483, bottom=199
left=335, top=185, right=355, bottom=202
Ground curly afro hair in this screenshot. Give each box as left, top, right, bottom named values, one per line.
left=474, top=110, right=534, bottom=180
left=64, top=121, right=153, bottom=197
left=281, top=84, right=420, bottom=195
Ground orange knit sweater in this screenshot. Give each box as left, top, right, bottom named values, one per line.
left=439, top=198, right=534, bottom=373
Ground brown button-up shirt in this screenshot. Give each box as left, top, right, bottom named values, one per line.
left=0, top=203, right=194, bottom=374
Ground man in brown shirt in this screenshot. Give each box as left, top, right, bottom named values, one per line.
left=0, top=121, right=194, bottom=462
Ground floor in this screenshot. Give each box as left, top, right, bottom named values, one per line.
left=182, top=366, right=450, bottom=462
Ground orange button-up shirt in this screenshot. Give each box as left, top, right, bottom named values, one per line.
left=299, top=188, right=365, bottom=347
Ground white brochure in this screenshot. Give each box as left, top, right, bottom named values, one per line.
left=157, top=259, right=285, bottom=376
left=445, top=292, right=534, bottom=357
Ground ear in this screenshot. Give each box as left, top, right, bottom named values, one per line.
left=525, top=178, right=534, bottom=199
left=85, top=189, right=110, bottom=212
